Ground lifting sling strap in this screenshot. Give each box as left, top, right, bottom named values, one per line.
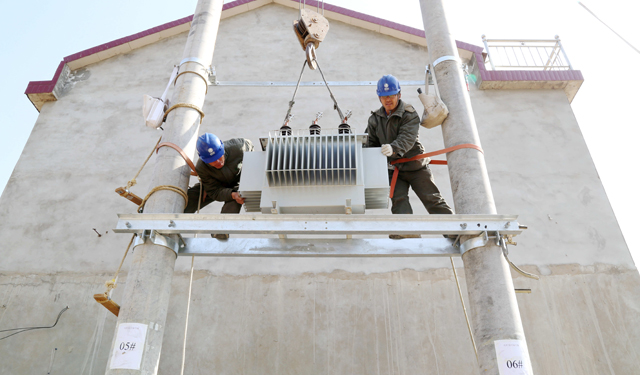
left=389, top=143, right=484, bottom=198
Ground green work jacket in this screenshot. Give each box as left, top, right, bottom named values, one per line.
left=365, top=99, right=428, bottom=171
left=195, top=138, right=254, bottom=202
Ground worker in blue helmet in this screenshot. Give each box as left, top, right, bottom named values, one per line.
left=365, top=75, right=453, bottom=238
left=185, top=133, right=254, bottom=239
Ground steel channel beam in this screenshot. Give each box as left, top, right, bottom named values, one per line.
left=210, top=80, right=426, bottom=87
left=178, top=237, right=460, bottom=257
left=115, top=213, right=522, bottom=236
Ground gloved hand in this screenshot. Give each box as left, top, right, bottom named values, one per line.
left=381, top=144, right=393, bottom=157
left=231, top=192, right=245, bottom=204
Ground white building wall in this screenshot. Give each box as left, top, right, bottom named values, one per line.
left=0, top=4, right=638, bottom=374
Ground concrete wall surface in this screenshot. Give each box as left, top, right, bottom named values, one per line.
left=1, top=4, right=638, bottom=374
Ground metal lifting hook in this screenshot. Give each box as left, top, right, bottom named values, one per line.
left=293, top=3, right=329, bottom=70
left=282, top=2, right=345, bottom=127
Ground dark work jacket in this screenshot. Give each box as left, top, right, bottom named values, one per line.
left=365, top=99, right=428, bottom=171
left=195, top=138, right=253, bottom=202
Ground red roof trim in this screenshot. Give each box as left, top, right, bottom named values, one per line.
left=63, top=15, right=194, bottom=63
left=25, top=0, right=583, bottom=99
left=456, top=40, right=483, bottom=54
left=290, top=0, right=426, bottom=38
left=25, top=61, right=65, bottom=95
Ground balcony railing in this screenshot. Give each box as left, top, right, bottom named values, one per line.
left=482, top=35, right=574, bottom=71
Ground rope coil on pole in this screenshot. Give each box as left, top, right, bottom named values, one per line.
left=156, top=142, right=199, bottom=176
left=164, top=103, right=206, bottom=124
left=138, top=185, right=189, bottom=213
left=174, top=70, right=209, bottom=94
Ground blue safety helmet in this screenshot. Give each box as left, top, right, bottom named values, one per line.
left=376, top=75, right=401, bottom=97
left=196, top=133, right=225, bottom=164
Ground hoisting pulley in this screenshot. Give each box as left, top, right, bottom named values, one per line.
left=293, top=9, right=330, bottom=70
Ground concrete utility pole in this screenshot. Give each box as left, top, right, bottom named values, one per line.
left=418, top=0, right=533, bottom=373
left=105, top=1, right=223, bottom=374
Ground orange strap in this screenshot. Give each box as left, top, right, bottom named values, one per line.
left=156, top=142, right=198, bottom=177
left=388, top=143, right=483, bottom=198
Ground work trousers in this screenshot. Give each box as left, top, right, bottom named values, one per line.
left=184, top=183, right=242, bottom=214
left=389, top=165, right=453, bottom=215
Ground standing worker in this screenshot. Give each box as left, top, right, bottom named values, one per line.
left=365, top=75, right=453, bottom=238
left=185, top=133, right=254, bottom=239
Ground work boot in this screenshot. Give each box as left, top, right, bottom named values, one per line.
left=211, top=234, right=229, bottom=240
left=389, top=234, right=421, bottom=239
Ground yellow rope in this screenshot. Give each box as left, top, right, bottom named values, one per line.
left=126, top=137, right=163, bottom=190
left=104, top=234, right=137, bottom=296
left=164, top=103, right=205, bottom=124
left=138, top=185, right=189, bottom=213
left=197, top=177, right=203, bottom=214
left=451, top=257, right=478, bottom=363
left=174, top=70, right=209, bottom=94
left=181, top=255, right=195, bottom=375
left=180, top=179, right=202, bottom=375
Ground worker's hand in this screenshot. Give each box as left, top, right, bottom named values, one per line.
left=231, top=192, right=245, bottom=205
left=381, top=144, right=394, bottom=157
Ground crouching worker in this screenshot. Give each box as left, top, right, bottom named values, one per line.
left=365, top=75, right=453, bottom=239
left=185, top=133, right=254, bottom=239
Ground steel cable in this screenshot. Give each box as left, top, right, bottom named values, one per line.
left=0, top=306, right=69, bottom=341
left=282, top=59, right=308, bottom=126
left=314, top=59, right=345, bottom=121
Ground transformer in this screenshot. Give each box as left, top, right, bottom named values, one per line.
left=239, top=129, right=389, bottom=214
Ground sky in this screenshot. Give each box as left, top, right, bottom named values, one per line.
left=1, top=0, right=639, bottom=263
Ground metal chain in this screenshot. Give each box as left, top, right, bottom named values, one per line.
left=314, top=59, right=345, bottom=121
left=282, top=60, right=308, bottom=126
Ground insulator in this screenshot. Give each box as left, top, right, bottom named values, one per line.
left=309, top=124, right=321, bottom=135
left=338, top=123, right=352, bottom=134
left=279, top=125, right=292, bottom=136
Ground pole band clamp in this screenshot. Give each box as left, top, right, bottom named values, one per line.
left=459, top=231, right=489, bottom=255
left=179, top=57, right=207, bottom=68
left=433, top=55, right=461, bottom=67
left=133, top=230, right=184, bottom=256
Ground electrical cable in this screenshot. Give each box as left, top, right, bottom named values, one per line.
left=578, top=2, right=639, bottom=55
left=0, top=306, right=69, bottom=341
left=504, top=253, right=540, bottom=280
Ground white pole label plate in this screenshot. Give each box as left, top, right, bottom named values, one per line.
left=494, top=339, right=534, bottom=374
left=110, top=323, right=148, bottom=370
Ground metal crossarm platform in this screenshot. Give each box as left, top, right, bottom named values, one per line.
left=115, top=214, right=523, bottom=257
left=178, top=237, right=460, bottom=257
left=114, top=213, right=522, bottom=236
